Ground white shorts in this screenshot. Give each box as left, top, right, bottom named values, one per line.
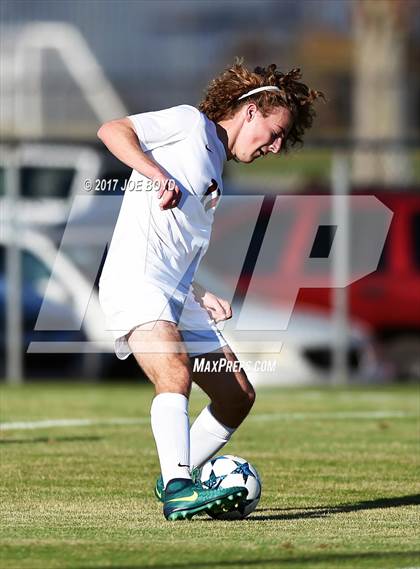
left=101, top=283, right=227, bottom=360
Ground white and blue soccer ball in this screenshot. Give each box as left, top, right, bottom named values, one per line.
left=200, top=455, right=262, bottom=519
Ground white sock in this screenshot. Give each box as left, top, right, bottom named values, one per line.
left=190, top=405, right=236, bottom=469
left=150, top=393, right=191, bottom=488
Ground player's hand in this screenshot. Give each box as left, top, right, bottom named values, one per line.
left=194, top=287, right=232, bottom=323
left=155, top=175, right=181, bottom=210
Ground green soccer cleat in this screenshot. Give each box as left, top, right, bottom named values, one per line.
left=154, top=467, right=201, bottom=503
left=163, top=478, right=247, bottom=521
left=154, top=474, right=165, bottom=502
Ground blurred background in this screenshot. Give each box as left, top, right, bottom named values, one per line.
left=1, top=0, right=419, bottom=386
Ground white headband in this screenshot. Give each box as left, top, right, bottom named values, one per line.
left=237, top=86, right=281, bottom=101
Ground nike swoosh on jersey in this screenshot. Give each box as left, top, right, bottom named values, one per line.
left=205, top=144, right=213, bottom=153
left=167, top=491, right=198, bottom=503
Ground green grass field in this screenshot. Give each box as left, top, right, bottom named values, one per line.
left=1, top=383, right=419, bottom=569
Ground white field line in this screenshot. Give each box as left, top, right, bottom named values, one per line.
left=250, top=410, right=416, bottom=421
left=0, top=411, right=416, bottom=431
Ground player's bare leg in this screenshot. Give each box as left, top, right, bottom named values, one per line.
left=188, top=345, right=255, bottom=472
left=192, top=344, right=256, bottom=428
left=127, top=320, right=192, bottom=396
left=127, top=320, right=193, bottom=485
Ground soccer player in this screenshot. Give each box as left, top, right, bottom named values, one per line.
left=97, top=60, right=322, bottom=520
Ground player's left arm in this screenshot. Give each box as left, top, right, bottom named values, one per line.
left=192, top=282, right=232, bottom=323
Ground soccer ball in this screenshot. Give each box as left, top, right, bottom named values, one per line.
left=200, top=455, right=261, bottom=519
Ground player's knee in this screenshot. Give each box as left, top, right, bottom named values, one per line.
left=154, top=357, right=192, bottom=396
left=244, top=385, right=256, bottom=412
left=173, top=368, right=192, bottom=391
left=171, top=364, right=192, bottom=393
left=248, top=385, right=256, bottom=408
left=156, top=374, right=192, bottom=397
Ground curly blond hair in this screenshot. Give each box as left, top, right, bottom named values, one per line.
left=198, top=58, right=324, bottom=151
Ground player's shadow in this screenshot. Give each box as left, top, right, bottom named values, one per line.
left=0, top=435, right=102, bottom=444
left=251, top=493, right=420, bottom=521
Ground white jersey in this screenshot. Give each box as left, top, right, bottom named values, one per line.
left=99, top=105, right=227, bottom=357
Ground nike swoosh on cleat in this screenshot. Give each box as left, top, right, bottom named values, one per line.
left=167, top=491, right=198, bottom=503
left=177, top=462, right=189, bottom=468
